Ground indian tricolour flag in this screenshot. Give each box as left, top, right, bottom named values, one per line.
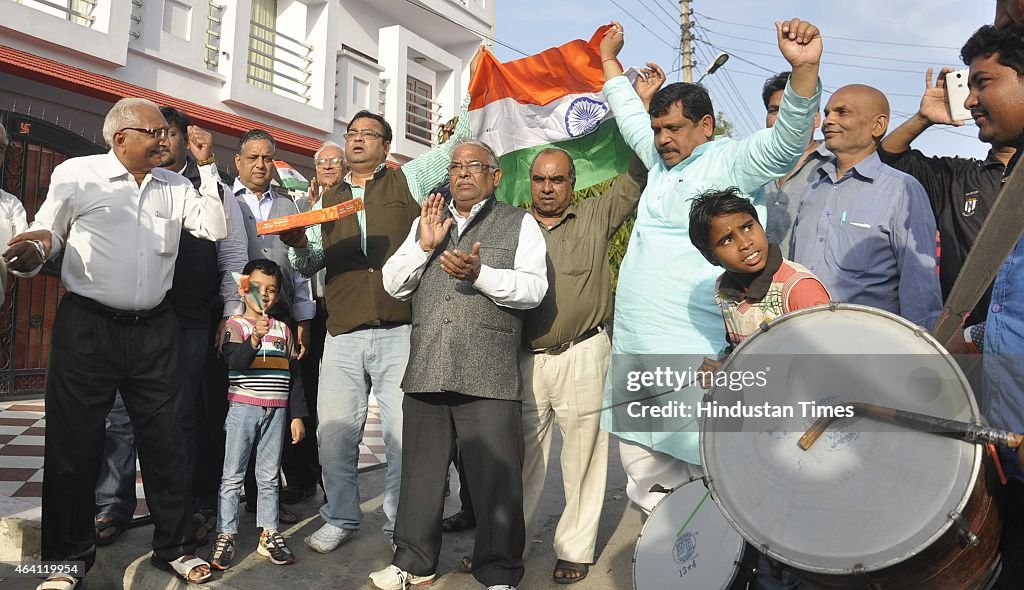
left=469, top=26, right=633, bottom=206
left=273, top=160, right=309, bottom=191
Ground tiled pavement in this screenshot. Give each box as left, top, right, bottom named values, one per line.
left=0, top=397, right=387, bottom=521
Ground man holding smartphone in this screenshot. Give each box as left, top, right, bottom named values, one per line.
left=878, top=67, right=1015, bottom=326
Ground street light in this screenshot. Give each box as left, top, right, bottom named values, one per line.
left=696, top=52, right=730, bottom=84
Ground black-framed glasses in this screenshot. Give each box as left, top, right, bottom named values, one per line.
left=448, top=161, right=493, bottom=174
left=343, top=130, right=384, bottom=141
left=120, top=127, right=169, bottom=140
left=315, top=157, right=343, bottom=167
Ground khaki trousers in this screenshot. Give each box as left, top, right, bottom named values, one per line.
left=521, top=330, right=610, bottom=563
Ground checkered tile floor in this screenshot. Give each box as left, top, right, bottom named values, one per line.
left=0, top=397, right=387, bottom=520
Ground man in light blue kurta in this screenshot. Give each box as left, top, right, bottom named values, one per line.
left=596, top=19, right=824, bottom=508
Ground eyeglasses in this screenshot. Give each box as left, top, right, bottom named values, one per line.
left=315, top=157, right=343, bottom=167
left=448, top=161, right=493, bottom=174
left=120, top=127, right=169, bottom=140
left=343, top=130, right=384, bottom=141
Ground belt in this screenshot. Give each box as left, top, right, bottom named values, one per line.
left=355, top=319, right=406, bottom=330
left=531, top=325, right=604, bottom=356
left=68, top=292, right=169, bottom=324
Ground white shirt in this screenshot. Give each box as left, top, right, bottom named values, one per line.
left=29, top=150, right=227, bottom=311
left=383, top=198, right=548, bottom=309
left=232, top=179, right=315, bottom=322
left=0, top=189, right=28, bottom=305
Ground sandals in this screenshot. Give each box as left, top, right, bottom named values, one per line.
left=458, top=555, right=473, bottom=573
left=95, top=517, right=125, bottom=546
left=150, top=554, right=212, bottom=584
left=440, top=511, right=476, bottom=532
left=36, top=575, right=78, bottom=590
left=553, top=559, right=589, bottom=585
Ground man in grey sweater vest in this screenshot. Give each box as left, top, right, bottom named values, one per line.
left=374, top=139, right=548, bottom=590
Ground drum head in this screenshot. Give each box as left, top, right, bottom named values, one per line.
left=633, top=477, right=745, bottom=590
left=700, top=305, right=981, bottom=575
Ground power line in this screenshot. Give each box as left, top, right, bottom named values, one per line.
left=632, top=0, right=681, bottom=36
left=694, top=39, right=760, bottom=134
left=604, top=0, right=679, bottom=50
left=700, top=27, right=959, bottom=67
left=702, top=41, right=930, bottom=75
left=649, top=0, right=681, bottom=24
left=694, top=12, right=963, bottom=50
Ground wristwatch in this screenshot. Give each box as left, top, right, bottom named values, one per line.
left=196, top=155, right=217, bottom=167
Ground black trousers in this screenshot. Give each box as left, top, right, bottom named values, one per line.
left=192, top=321, right=229, bottom=512
left=42, top=295, right=194, bottom=573
left=282, top=302, right=327, bottom=490
left=394, top=392, right=525, bottom=588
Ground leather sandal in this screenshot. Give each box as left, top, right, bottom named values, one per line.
left=553, top=559, right=589, bottom=584
left=95, top=517, right=126, bottom=546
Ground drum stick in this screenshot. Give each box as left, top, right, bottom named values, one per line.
left=797, top=402, right=1024, bottom=451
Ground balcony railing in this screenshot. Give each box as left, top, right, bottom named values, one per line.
left=204, top=1, right=224, bottom=70
left=15, top=0, right=96, bottom=26
left=246, top=20, right=314, bottom=103
left=405, top=85, right=441, bottom=146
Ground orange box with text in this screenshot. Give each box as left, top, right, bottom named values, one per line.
left=256, top=198, right=365, bottom=235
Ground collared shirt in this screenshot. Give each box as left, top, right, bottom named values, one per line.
left=764, top=141, right=832, bottom=249
left=29, top=150, right=226, bottom=311
left=0, top=189, right=28, bottom=305
left=382, top=198, right=548, bottom=309
left=600, top=74, right=821, bottom=463
left=791, top=152, right=942, bottom=329
left=879, top=147, right=1006, bottom=325
left=232, top=178, right=315, bottom=322
left=289, top=94, right=473, bottom=276
left=523, top=161, right=644, bottom=349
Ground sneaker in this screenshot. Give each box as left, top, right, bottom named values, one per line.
left=258, top=529, right=296, bottom=565
left=368, top=564, right=435, bottom=590
left=208, top=533, right=235, bottom=570
left=485, top=586, right=518, bottom=590
left=304, top=522, right=355, bottom=554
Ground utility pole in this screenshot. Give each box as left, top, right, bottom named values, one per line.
left=680, top=0, right=693, bottom=82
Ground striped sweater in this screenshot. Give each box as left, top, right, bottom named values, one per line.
left=222, top=316, right=306, bottom=414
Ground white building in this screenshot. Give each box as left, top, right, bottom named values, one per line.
left=0, top=0, right=490, bottom=168
left=0, top=0, right=489, bottom=393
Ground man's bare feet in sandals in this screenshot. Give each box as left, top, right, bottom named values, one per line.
left=151, top=554, right=212, bottom=584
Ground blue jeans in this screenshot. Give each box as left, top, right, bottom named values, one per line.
left=217, top=402, right=286, bottom=534
left=317, top=324, right=409, bottom=539
left=95, top=392, right=136, bottom=522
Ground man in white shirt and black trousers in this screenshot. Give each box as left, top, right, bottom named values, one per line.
left=4, top=97, right=226, bottom=589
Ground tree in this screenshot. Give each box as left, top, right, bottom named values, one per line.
left=714, top=110, right=734, bottom=138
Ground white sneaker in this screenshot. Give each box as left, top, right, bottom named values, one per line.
left=368, top=564, right=435, bottom=590
left=304, top=522, right=355, bottom=554
left=485, top=586, right=518, bottom=590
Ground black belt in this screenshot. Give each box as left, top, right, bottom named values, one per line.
left=531, top=325, right=604, bottom=356
left=68, top=292, right=169, bottom=324
left=355, top=319, right=406, bottom=330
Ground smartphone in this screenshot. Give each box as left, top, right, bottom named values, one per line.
left=945, top=68, right=971, bottom=122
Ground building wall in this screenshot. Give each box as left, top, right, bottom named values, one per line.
left=0, top=0, right=490, bottom=163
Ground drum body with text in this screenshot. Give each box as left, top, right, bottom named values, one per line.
left=633, top=477, right=752, bottom=590
left=700, top=304, right=1001, bottom=589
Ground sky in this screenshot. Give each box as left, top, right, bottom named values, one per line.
left=493, top=0, right=998, bottom=160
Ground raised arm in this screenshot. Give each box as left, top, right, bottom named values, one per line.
left=881, top=67, right=964, bottom=155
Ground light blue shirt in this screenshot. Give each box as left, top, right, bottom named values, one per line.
left=600, top=75, right=822, bottom=463
left=790, top=152, right=941, bottom=329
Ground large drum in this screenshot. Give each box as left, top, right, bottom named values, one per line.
left=700, top=305, right=1001, bottom=589
left=633, top=477, right=752, bottom=590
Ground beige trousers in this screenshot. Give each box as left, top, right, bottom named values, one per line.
left=520, top=330, right=610, bottom=564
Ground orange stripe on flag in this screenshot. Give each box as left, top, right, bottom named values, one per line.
left=468, top=26, right=618, bottom=110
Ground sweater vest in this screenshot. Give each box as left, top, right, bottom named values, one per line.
left=402, top=199, right=527, bottom=400
left=321, top=167, right=420, bottom=335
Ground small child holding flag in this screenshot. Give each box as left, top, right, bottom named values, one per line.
left=209, top=259, right=307, bottom=569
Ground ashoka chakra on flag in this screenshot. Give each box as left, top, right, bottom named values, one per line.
left=565, top=97, right=609, bottom=137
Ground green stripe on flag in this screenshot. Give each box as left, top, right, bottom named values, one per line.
left=494, top=121, right=633, bottom=206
